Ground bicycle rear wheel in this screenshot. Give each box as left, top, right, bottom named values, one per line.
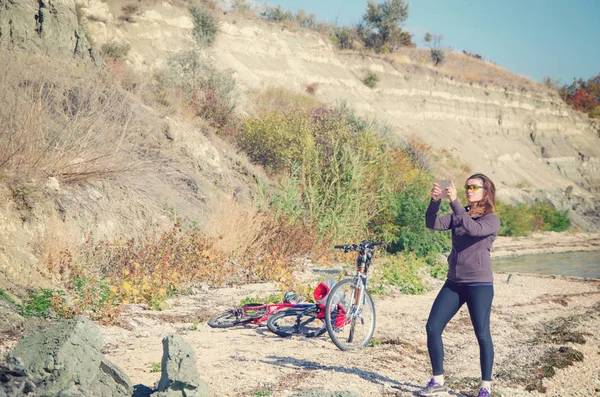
left=324, top=278, right=376, bottom=350
left=208, top=303, right=267, bottom=328
left=267, top=307, right=327, bottom=338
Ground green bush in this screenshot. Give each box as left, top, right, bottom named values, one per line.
left=331, top=26, right=357, bottom=50
left=239, top=96, right=446, bottom=245
left=190, top=6, right=218, bottom=47
left=238, top=110, right=314, bottom=172
left=496, top=200, right=570, bottom=236
left=424, top=32, right=446, bottom=66
left=261, top=5, right=293, bottom=22
left=386, top=181, right=451, bottom=258
left=377, top=252, right=427, bottom=295
left=155, top=50, right=235, bottom=127
left=362, top=70, right=380, bottom=89
left=358, top=0, right=412, bottom=52
left=531, top=202, right=570, bottom=232
left=100, top=41, right=131, bottom=59
left=428, top=262, right=448, bottom=280
left=496, top=201, right=532, bottom=236
left=17, top=288, right=66, bottom=318
left=430, top=48, right=446, bottom=66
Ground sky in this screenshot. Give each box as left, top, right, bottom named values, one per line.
left=256, top=0, right=600, bottom=84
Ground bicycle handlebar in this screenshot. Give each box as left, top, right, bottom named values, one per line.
left=334, top=241, right=385, bottom=252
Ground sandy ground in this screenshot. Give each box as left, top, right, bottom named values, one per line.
left=98, top=233, right=600, bottom=397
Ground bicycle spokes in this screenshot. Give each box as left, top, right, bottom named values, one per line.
left=325, top=279, right=376, bottom=350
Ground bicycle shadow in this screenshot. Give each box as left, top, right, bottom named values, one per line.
left=261, top=356, right=468, bottom=396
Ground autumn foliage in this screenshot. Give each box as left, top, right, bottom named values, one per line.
left=559, top=73, right=600, bottom=118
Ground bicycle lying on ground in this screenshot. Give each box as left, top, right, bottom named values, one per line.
left=208, top=294, right=327, bottom=338
left=324, top=241, right=384, bottom=351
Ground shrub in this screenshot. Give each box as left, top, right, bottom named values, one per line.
left=331, top=26, right=357, bottom=50
left=386, top=181, right=451, bottom=258
left=424, top=32, right=445, bottom=66
left=496, top=201, right=571, bottom=236
left=120, top=3, right=140, bottom=22
left=17, top=289, right=67, bottom=318
left=238, top=110, right=313, bottom=171
left=358, top=0, right=413, bottom=52
left=428, top=262, right=448, bottom=280
left=0, top=52, right=140, bottom=184
left=430, top=48, right=446, bottom=66
left=155, top=50, right=235, bottom=127
left=375, top=252, right=428, bottom=295
left=150, top=362, right=161, bottom=373
left=531, top=202, right=570, bottom=232
left=560, top=73, right=600, bottom=117
left=362, top=70, right=380, bottom=88
left=462, top=50, right=483, bottom=60
left=261, top=5, right=293, bottom=23
left=306, top=82, right=319, bottom=95
left=239, top=93, right=445, bottom=247
left=496, top=201, right=533, bottom=236
left=190, top=6, right=218, bottom=47
left=101, top=41, right=131, bottom=60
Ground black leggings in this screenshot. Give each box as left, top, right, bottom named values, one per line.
left=425, top=280, right=494, bottom=381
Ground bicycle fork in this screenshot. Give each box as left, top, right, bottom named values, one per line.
left=346, top=274, right=367, bottom=343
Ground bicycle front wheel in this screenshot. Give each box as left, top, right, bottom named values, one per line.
left=267, top=307, right=327, bottom=338
left=207, top=303, right=267, bottom=328
left=324, top=279, right=376, bottom=351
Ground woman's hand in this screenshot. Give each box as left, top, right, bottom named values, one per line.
left=447, top=180, right=458, bottom=202
left=431, top=182, right=442, bottom=201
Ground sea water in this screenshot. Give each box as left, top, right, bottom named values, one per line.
left=493, top=251, right=600, bottom=278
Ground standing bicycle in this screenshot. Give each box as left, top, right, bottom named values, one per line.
left=324, top=241, right=384, bottom=351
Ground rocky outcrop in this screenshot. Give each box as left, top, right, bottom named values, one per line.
left=0, top=0, right=93, bottom=60
left=9, top=317, right=132, bottom=396
left=152, top=335, right=210, bottom=397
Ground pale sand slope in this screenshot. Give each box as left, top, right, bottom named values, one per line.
left=100, top=252, right=600, bottom=396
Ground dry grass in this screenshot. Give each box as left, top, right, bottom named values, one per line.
left=248, top=86, right=322, bottom=115
left=0, top=51, right=142, bottom=185
left=206, top=197, right=321, bottom=260
left=339, top=47, right=548, bottom=93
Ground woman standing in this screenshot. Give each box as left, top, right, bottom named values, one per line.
left=419, top=174, right=500, bottom=397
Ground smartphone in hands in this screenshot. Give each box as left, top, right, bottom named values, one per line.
left=436, top=179, right=451, bottom=199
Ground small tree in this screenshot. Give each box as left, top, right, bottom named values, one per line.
left=358, top=0, right=413, bottom=53
left=332, top=26, right=357, bottom=50
left=362, top=70, right=380, bottom=89
left=424, top=32, right=445, bottom=66
left=190, top=6, right=218, bottom=47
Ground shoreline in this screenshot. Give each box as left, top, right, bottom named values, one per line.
left=491, top=231, right=600, bottom=259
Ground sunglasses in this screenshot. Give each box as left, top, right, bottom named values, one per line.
left=464, top=185, right=484, bottom=192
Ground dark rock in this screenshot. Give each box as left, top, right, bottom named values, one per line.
left=0, top=355, right=38, bottom=397
left=10, top=317, right=132, bottom=396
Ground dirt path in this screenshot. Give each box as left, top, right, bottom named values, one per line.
left=100, top=269, right=600, bottom=397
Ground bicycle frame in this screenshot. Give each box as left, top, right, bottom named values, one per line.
left=326, top=241, right=383, bottom=349
left=240, top=302, right=314, bottom=325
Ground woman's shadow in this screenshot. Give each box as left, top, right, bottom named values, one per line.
left=261, top=355, right=468, bottom=396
